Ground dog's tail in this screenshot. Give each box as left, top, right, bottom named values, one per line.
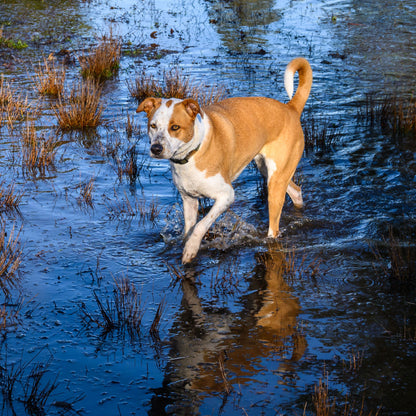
left=284, top=57, right=313, bottom=115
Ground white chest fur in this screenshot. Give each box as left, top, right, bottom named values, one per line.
left=171, top=160, right=232, bottom=200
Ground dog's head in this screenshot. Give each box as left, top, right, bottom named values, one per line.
left=136, top=97, right=202, bottom=160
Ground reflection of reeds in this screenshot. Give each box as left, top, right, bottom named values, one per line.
left=0, top=75, right=30, bottom=129
left=24, top=361, right=58, bottom=415
left=0, top=223, right=22, bottom=296
left=218, top=351, right=232, bottom=394
left=81, top=277, right=144, bottom=338
left=126, top=112, right=141, bottom=138
left=77, top=177, right=95, bottom=208
left=0, top=355, right=70, bottom=414
left=0, top=296, right=22, bottom=330
left=128, top=68, right=227, bottom=106
left=79, top=30, right=121, bottom=81
left=21, top=120, right=60, bottom=176
left=53, top=80, right=104, bottom=129
left=0, top=181, right=23, bottom=214
left=33, top=56, right=66, bottom=96
left=150, top=297, right=166, bottom=337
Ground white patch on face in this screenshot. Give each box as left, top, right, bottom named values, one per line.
left=148, top=99, right=190, bottom=159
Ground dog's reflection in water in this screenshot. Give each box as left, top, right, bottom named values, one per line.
left=150, top=246, right=306, bottom=414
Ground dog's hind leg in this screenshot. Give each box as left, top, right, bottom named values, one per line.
left=287, top=180, right=303, bottom=209
left=256, top=155, right=303, bottom=209
left=266, top=174, right=288, bottom=238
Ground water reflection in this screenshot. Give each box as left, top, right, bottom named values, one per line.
left=203, top=0, right=281, bottom=57
left=150, top=246, right=305, bottom=414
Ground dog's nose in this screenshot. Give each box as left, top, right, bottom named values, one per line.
left=150, top=143, right=163, bottom=155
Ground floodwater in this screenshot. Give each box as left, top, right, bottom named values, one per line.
left=0, top=0, right=415, bottom=414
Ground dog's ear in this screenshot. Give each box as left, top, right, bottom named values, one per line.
left=136, top=97, right=162, bottom=117
left=182, top=99, right=201, bottom=120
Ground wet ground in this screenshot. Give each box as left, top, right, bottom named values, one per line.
left=1, top=0, right=416, bottom=414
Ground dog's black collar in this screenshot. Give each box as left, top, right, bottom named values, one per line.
left=170, top=144, right=200, bottom=165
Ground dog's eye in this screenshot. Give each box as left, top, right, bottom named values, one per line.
left=171, top=125, right=180, bottom=131
left=150, top=123, right=156, bottom=129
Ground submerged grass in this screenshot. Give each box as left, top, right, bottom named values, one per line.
left=302, top=113, right=341, bottom=153
left=0, top=354, right=66, bottom=415
left=371, top=225, right=416, bottom=287
left=0, top=223, right=23, bottom=297
left=81, top=276, right=144, bottom=338
left=53, top=79, right=104, bottom=129
left=105, top=192, right=162, bottom=225
left=128, top=68, right=227, bottom=105
left=77, top=177, right=95, bottom=209
left=359, top=93, right=416, bottom=139
left=304, top=366, right=381, bottom=416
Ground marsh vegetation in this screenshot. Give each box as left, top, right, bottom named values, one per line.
left=0, top=0, right=415, bottom=414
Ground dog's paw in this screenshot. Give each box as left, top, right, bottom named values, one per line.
left=182, top=239, right=200, bottom=264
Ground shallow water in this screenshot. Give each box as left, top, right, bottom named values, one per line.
left=1, top=0, right=416, bottom=414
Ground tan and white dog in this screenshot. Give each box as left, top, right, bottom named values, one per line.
left=137, top=57, right=312, bottom=264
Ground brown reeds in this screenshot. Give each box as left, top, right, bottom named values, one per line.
left=33, top=55, right=66, bottom=96
left=21, top=120, right=60, bottom=177
left=53, top=79, right=104, bottom=129
left=0, top=181, right=23, bottom=214
left=79, top=30, right=121, bottom=81
left=0, top=75, right=30, bottom=129
left=0, top=223, right=23, bottom=296
left=304, top=366, right=381, bottom=416
left=128, top=68, right=227, bottom=106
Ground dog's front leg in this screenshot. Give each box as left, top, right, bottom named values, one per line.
left=182, top=194, right=199, bottom=238
left=182, top=189, right=234, bottom=264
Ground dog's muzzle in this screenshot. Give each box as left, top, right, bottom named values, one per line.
left=150, top=143, right=163, bottom=156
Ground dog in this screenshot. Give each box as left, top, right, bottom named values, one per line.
left=136, top=57, right=312, bottom=264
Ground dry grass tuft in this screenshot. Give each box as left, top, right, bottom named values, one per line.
left=128, top=68, right=227, bottom=106
left=79, top=30, right=121, bottom=81
left=21, top=120, right=60, bottom=177
left=0, top=223, right=23, bottom=297
left=81, top=276, right=144, bottom=338
left=0, top=75, right=30, bottom=130
left=53, top=79, right=104, bottom=129
left=33, top=56, right=66, bottom=96
left=0, top=181, right=23, bottom=214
